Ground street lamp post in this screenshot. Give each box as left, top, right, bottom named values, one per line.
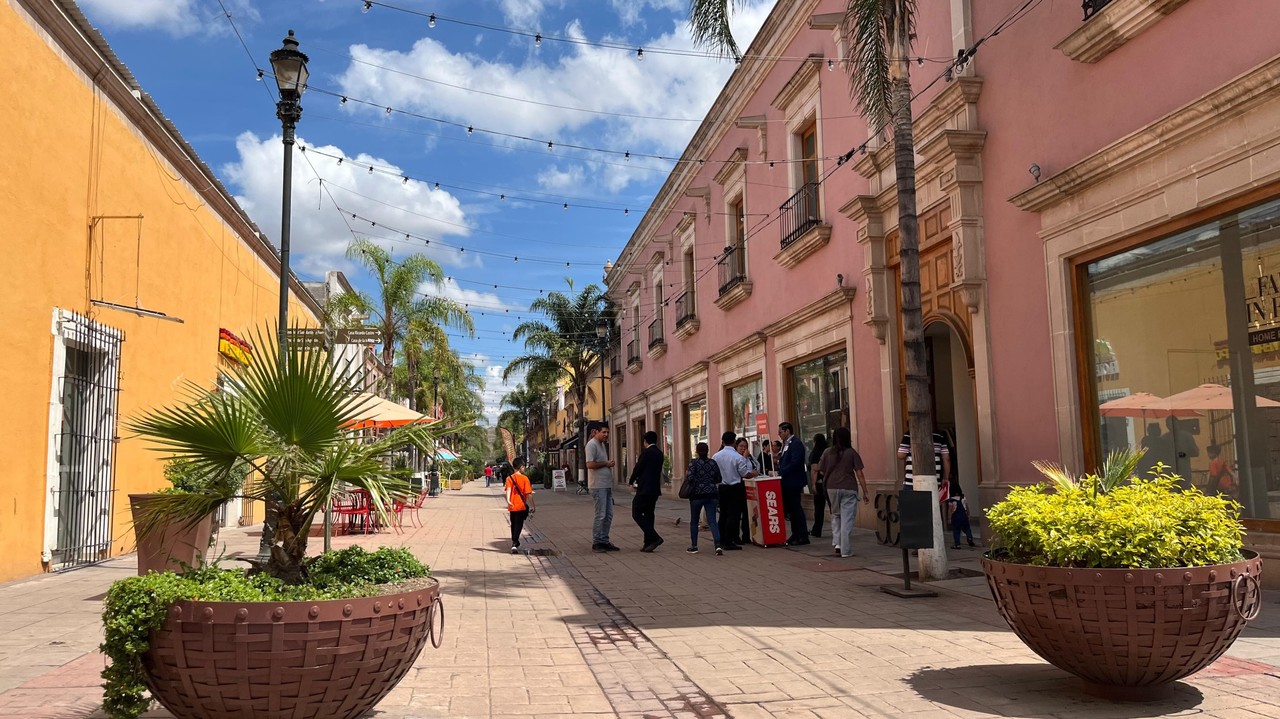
left=262, top=31, right=308, bottom=561
left=269, top=30, right=308, bottom=355
left=431, top=367, right=441, bottom=486
left=595, top=318, right=609, bottom=423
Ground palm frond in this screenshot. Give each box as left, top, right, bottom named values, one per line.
left=688, top=0, right=745, bottom=60
left=842, top=0, right=895, bottom=127
left=1099, top=447, right=1143, bottom=492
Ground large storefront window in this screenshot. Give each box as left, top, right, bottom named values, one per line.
left=1084, top=197, right=1280, bottom=519
left=684, top=397, right=707, bottom=462
left=788, top=350, right=849, bottom=446
left=728, top=378, right=764, bottom=447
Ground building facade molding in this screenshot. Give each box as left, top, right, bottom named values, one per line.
left=708, top=332, right=768, bottom=365
left=713, top=279, right=753, bottom=311
left=1055, top=0, right=1192, bottom=64
left=773, top=223, right=833, bottom=268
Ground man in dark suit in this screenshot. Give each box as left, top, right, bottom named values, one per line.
left=777, top=422, right=810, bottom=546
left=628, top=431, right=665, bottom=552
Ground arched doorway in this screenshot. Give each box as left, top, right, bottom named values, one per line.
left=925, top=318, right=980, bottom=505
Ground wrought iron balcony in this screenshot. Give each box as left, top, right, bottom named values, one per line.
left=718, top=252, right=747, bottom=296
left=648, top=317, right=665, bottom=350
left=609, top=353, right=621, bottom=376
left=780, top=182, right=821, bottom=249
left=674, top=291, right=696, bottom=328
left=1082, top=0, right=1114, bottom=20
left=626, top=338, right=641, bottom=365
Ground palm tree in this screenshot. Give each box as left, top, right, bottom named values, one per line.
left=690, top=0, right=946, bottom=577
left=504, top=280, right=614, bottom=461
left=499, top=382, right=551, bottom=459
left=127, top=328, right=439, bottom=583
left=335, top=238, right=473, bottom=399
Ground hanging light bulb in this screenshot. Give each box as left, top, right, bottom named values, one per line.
left=636, top=47, right=644, bottom=61
left=256, top=69, right=264, bottom=81
left=917, top=57, right=925, bottom=66
left=513, top=257, right=519, bottom=263
left=402, top=176, right=408, bottom=184
left=500, top=194, right=506, bottom=201
left=624, top=208, right=629, bottom=216
left=434, top=182, right=440, bottom=189
left=428, top=13, right=436, bottom=27
left=563, top=203, right=568, bottom=211
left=547, top=141, right=554, bottom=150
left=368, top=165, right=374, bottom=174
left=827, top=59, right=834, bottom=71
left=362, top=1, right=371, bottom=13
left=467, top=125, right=473, bottom=136
left=385, top=106, right=392, bottom=114
left=337, top=158, right=343, bottom=165
left=535, top=33, right=542, bottom=48
left=340, top=96, right=348, bottom=105
left=624, top=151, right=630, bottom=161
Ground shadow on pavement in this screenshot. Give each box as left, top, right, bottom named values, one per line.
left=906, top=664, right=1204, bottom=718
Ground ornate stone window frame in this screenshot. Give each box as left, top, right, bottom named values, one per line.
left=674, top=217, right=700, bottom=340
left=715, top=150, right=752, bottom=311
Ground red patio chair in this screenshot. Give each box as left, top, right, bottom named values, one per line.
left=334, top=489, right=372, bottom=535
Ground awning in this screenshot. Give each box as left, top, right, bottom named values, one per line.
left=434, top=448, right=460, bottom=462
left=560, top=435, right=580, bottom=450
left=345, top=392, right=438, bottom=430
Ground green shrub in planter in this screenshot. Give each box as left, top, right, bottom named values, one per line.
left=986, top=450, right=1245, bottom=569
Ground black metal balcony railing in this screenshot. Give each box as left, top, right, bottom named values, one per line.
left=1082, top=0, right=1114, bottom=20
left=780, top=182, right=821, bottom=249
left=674, top=290, right=696, bottom=328
left=648, top=317, right=664, bottom=349
left=718, top=249, right=747, bottom=295
left=610, top=353, right=621, bottom=376
left=627, top=338, right=641, bottom=365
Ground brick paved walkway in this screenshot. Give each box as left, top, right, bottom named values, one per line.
left=0, top=479, right=1277, bottom=718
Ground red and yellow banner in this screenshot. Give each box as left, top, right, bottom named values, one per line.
left=499, top=427, right=516, bottom=465
left=218, top=328, right=252, bottom=366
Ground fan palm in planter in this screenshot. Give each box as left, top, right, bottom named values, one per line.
left=103, top=328, right=446, bottom=719
left=983, top=450, right=1262, bottom=697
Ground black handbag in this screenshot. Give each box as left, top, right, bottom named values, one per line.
left=678, top=476, right=694, bottom=500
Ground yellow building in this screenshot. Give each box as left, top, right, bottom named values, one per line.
left=0, top=0, right=321, bottom=582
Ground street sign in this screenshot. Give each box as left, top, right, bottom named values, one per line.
left=552, top=469, right=567, bottom=491
left=335, top=327, right=382, bottom=345
left=755, top=412, right=769, bottom=438
left=288, top=328, right=327, bottom=348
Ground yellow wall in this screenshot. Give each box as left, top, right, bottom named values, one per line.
left=0, top=4, right=318, bottom=582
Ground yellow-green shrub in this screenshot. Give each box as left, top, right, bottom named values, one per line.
left=986, top=461, right=1244, bottom=569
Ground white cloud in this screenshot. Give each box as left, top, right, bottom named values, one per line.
left=536, top=164, right=587, bottom=192
left=498, top=0, right=555, bottom=30
left=609, top=0, right=684, bottom=27
left=78, top=0, right=257, bottom=36
left=419, top=278, right=515, bottom=313
left=481, top=364, right=523, bottom=425
left=335, top=2, right=773, bottom=190
left=223, top=132, right=471, bottom=277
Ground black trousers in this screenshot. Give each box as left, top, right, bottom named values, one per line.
left=510, top=510, right=529, bottom=547
left=811, top=480, right=828, bottom=533
left=718, top=483, right=747, bottom=545
left=782, top=485, right=809, bottom=543
left=632, top=494, right=662, bottom=546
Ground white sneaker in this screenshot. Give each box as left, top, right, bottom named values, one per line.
left=511, top=546, right=519, bottom=554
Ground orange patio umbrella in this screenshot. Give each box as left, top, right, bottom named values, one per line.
left=345, top=392, right=438, bottom=430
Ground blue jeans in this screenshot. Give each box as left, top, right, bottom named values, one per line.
left=830, top=488, right=861, bottom=557
left=591, top=487, right=614, bottom=545
left=689, top=497, right=721, bottom=547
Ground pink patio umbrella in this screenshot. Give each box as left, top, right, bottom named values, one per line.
left=1098, top=392, right=1200, bottom=418
left=1153, top=384, right=1280, bottom=412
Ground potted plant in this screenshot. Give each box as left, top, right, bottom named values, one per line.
left=983, top=450, right=1263, bottom=697
left=128, top=460, right=228, bottom=575
left=101, top=329, right=446, bottom=719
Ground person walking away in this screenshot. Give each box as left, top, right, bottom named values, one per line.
left=808, top=433, right=829, bottom=537
left=897, top=429, right=951, bottom=491
left=712, top=431, right=756, bottom=549
left=484, top=463, right=494, bottom=487
left=818, top=427, right=869, bottom=557
left=629, top=431, right=665, bottom=552
left=777, top=422, right=809, bottom=546
left=685, top=442, right=723, bottom=554
left=505, top=456, right=535, bottom=554
left=586, top=423, right=619, bottom=553
left=947, top=490, right=975, bottom=548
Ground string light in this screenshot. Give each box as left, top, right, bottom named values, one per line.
left=535, top=33, right=542, bottom=48
left=466, top=125, right=473, bottom=136
left=428, top=13, right=435, bottom=28
left=340, top=96, right=348, bottom=105
left=385, top=106, right=392, bottom=114
left=636, top=47, right=644, bottom=61
left=827, top=59, right=834, bottom=71
left=362, top=0, right=371, bottom=12
left=256, top=69, right=263, bottom=81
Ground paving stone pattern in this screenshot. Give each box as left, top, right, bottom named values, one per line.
left=0, top=480, right=1277, bottom=718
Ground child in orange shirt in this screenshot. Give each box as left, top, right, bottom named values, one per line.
left=506, top=456, right=536, bottom=554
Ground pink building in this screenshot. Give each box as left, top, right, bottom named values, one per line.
left=604, top=0, right=1280, bottom=569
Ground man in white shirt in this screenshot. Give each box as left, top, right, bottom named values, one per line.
left=586, top=422, right=619, bottom=552
left=712, top=431, right=757, bottom=550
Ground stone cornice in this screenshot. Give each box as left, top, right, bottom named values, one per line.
left=762, top=287, right=856, bottom=336
left=708, top=332, right=767, bottom=364
left=714, top=148, right=749, bottom=186
left=772, top=54, right=824, bottom=111
left=808, top=12, right=842, bottom=30
left=735, top=115, right=769, bottom=158
left=1055, top=0, right=1191, bottom=64
left=1010, top=53, right=1280, bottom=213
left=914, top=77, right=984, bottom=145
left=670, top=360, right=710, bottom=385
left=713, top=279, right=753, bottom=311
left=23, top=0, right=323, bottom=319
left=773, top=224, right=832, bottom=268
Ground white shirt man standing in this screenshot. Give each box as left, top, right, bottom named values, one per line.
left=712, top=431, right=757, bottom=550
left=586, top=423, right=619, bottom=552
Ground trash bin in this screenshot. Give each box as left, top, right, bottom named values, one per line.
left=428, top=471, right=441, bottom=497
left=744, top=477, right=786, bottom=546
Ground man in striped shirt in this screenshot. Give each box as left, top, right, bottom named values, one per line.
left=897, top=431, right=951, bottom=491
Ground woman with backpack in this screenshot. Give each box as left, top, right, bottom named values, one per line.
left=817, top=427, right=870, bottom=557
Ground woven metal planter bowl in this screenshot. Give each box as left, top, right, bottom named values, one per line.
left=142, top=579, right=442, bottom=719
left=982, top=552, right=1261, bottom=689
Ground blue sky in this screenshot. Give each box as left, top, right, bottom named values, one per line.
left=78, top=0, right=772, bottom=421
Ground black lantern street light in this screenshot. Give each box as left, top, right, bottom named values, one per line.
left=261, top=31, right=309, bottom=560
left=270, top=30, right=309, bottom=355
left=595, top=317, right=609, bottom=423
left=431, top=366, right=441, bottom=480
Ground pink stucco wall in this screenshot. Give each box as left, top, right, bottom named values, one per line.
left=606, top=0, right=1280, bottom=489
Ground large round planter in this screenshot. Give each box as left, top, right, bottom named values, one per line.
left=141, top=579, right=443, bottom=719
left=129, top=494, right=216, bottom=576
left=982, top=551, right=1262, bottom=692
